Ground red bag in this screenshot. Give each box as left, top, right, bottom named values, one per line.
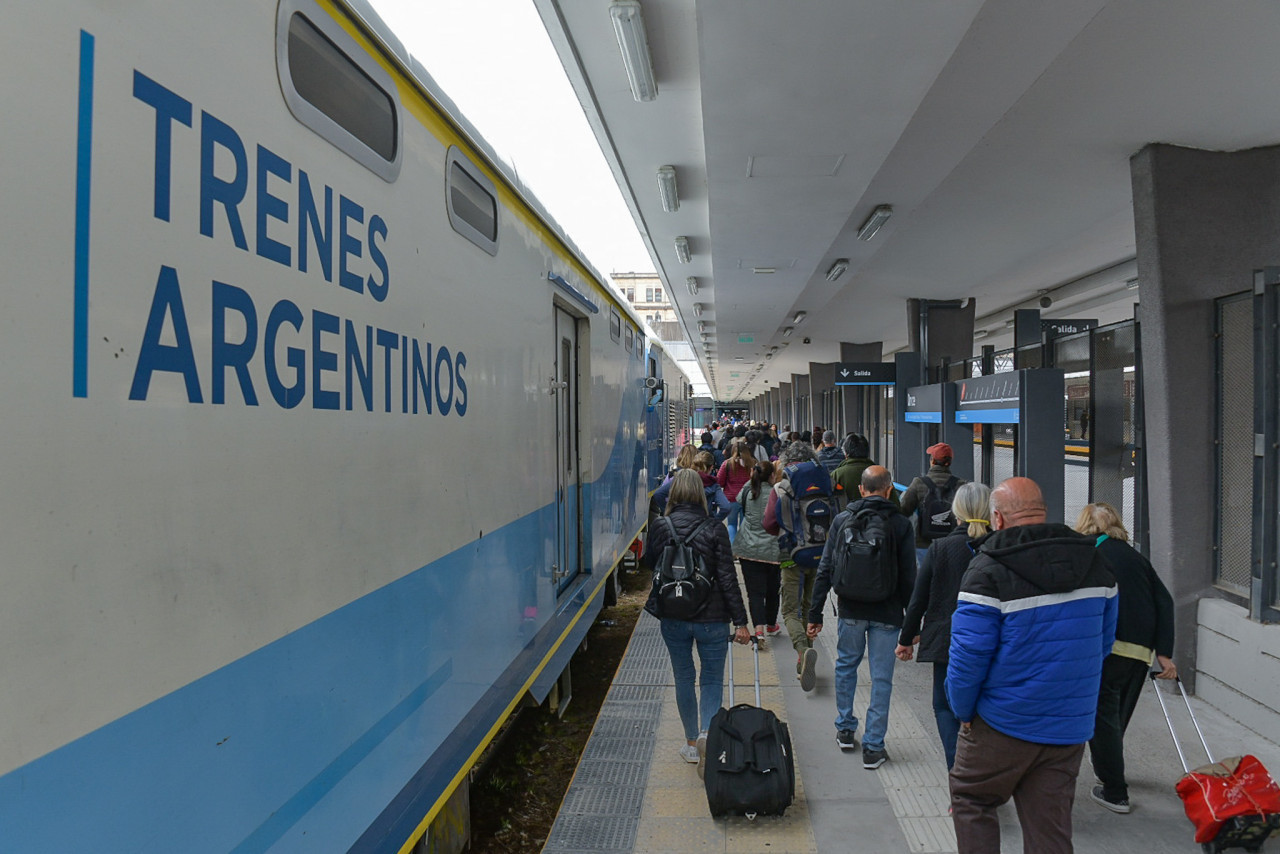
left=1174, top=755, right=1280, bottom=843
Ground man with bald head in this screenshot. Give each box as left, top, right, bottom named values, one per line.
left=946, top=477, right=1117, bottom=853
left=807, top=465, right=916, bottom=769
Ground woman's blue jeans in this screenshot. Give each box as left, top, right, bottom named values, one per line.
left=660, top=619, right=731, bottom=741
left=933, top=660, right=961, bottom=768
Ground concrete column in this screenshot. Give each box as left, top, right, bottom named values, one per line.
left=809, top=362, right=837, bottom=437
left=778, top=382, right=793, bottom=432
left=840, top=341, right=884, bottom=436
left=1132, top=142, right=1280, bottom=692
left=907, top=299, right=976, bottom=383
left=792, top=374, right=812, bottom=437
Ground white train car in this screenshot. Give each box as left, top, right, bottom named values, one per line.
left=0, top=2, right=689, bottom=850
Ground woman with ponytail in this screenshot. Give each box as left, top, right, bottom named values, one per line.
left=731, top=460, right=783, bottom=641
left=894, top=481, right=993, bottom=770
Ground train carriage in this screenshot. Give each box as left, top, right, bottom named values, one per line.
left=0, top=1, right=687, bottom=850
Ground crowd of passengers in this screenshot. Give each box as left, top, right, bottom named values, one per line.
left=641, top=419, right=1176, bottom=853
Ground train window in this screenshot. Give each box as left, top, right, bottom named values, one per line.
left=624, top=324, right=634, bottom=352
left=636, top=332, right=645, bottom=360
left=610, top=308, right=621, bottom=342
left=277, top=5, right=401, bottom=182
left=445, top=148, right=499, bottom=255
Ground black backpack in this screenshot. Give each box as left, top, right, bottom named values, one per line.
left=652, top=516, right=718, bottom=620
left=918, top=475, right=960, bottom=541
left=830, top=505, right=898, bottom=603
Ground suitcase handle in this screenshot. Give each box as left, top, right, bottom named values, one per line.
left=1150, top=672, right=1215, bottom=774
left=726, top=634, right=762, bottom=708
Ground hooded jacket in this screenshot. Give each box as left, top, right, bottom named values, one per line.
left=946, top=523, right=1117, bottom=745
left=642, top=503, right=749, bottom=626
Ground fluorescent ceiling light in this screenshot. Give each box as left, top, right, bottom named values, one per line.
left=753, top=267, right=776, bottom=274
left=698, top=321, right=707, bottom=333
left=793, top=311, right=807, bottom=324
left=656, top=165, right=679, bottom=212
left=674, top=236, right=691, bottom=263
left=608, top=1, right=657, bottom=102
left=782, top=326, right=793, bottom=337
left=857, top=204, right=893, bottom=241
left=686, top=276, right=698, bottom=295
left=825, top=258, right=849, bottom=282
left=692, top=302, right=703, bottom=317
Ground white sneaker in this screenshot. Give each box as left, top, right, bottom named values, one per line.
left=696, top=732, right=708, bottom=779
left=680, top=743, right=699, bottom=764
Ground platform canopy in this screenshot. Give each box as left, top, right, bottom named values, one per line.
left=534, top=0, right=1280, bottom=400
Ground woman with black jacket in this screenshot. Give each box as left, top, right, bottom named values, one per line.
left=644, top=469, right=751, bottom=772
left=895, top=481, right=992, bottom=770
left=1075, top=502, right=1176, bottom=815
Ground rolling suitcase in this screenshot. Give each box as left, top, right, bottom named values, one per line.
left=1151, top=674, right=1280, bottom=852
left=703, top=637, right=795, bottom=819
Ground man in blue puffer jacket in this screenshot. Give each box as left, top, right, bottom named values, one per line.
left=946, top=477, right=1117, bottom=854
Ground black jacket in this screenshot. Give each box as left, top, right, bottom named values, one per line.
left=1096, top=536, right=1175, bottom=657
left=898, top=526, right=979, bottom=660
left=808, top=496, right=916, bottom=628
left=642, top=503, right=749, bottom=625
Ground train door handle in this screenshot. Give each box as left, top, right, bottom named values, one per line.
left=548, top=377, right=568, bottom=394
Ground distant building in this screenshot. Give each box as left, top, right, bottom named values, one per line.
left=611, top=271, right=681, bottom=342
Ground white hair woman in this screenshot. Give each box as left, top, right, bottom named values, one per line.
left=1074, top=502, right=1176, bottom=814
left=895, top=481, right=992, bottom=770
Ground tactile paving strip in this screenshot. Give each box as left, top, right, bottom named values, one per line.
left=542, top=613, right=666, bottom=852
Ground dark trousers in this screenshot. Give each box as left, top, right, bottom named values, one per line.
left=932, top=661, right=960, bottom=769
left=1088, top=654, right=1149, bottom=801
left=950, top=717, right=1085, bottom=854
left=739, top=559, right=781, bottom=628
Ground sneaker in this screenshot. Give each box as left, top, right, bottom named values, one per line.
left=696, top=732, right=708, bottom=779
left=766, top=624, right=782, bottom=636
left=680, top=743, right=699, bottom=764
left=836, top=730, right=858, bottom=751
left=753, top=629, right=766, bottom=647
left=1090, top=785, right=1131, bottom=814
left=799, top=648, right=818, bottom=692
left=863, top=747, right=889, bottom=769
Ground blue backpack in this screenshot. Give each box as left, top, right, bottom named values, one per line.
left=776, top=461, right=837, bottom=568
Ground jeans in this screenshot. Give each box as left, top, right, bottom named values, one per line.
left=660, top=619, right=731, bottom=741
left=933, top=661, right=961, bottom=769
left=834, top=619, right=899, bottom=749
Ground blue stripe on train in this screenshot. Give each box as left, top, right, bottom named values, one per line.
left=0, top=394, right=650, bottom=854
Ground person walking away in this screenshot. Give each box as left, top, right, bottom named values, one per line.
left=717, top=438, right=755, bottom=538
left=697, top=431, right=724, bottom=470
left=763, top=442, right=823, bottom=691
left=894, top=482, right=992, bottom=770
left=650, top=443, right=701, bottom=517
left=732, top=460, right=784, bottom=643
left=831, top=434, right=902, bottom=511
left=900, top=442, right=966, bottom=565
left=806, top=465, right=915, bottom=769
left=693, top=451, right=732, bottom=521
left=947, top=477, right=1117, bottom=854
left=1074, top=501, right=1176, bottom=814
left=643, top=469, right=751, bottom=774
left=816, top=430, right=844, bottom=473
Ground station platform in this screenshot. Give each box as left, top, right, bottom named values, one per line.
left=542, top=606, right=1280, bottom=853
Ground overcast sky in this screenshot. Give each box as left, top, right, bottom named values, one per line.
left=366, top=0, right=656, bottom=278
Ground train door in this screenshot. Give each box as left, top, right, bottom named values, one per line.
left=553, top=307, right=582, bottom=594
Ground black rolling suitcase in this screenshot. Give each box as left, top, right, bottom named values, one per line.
left=704, top=637, right=795, bottom=819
